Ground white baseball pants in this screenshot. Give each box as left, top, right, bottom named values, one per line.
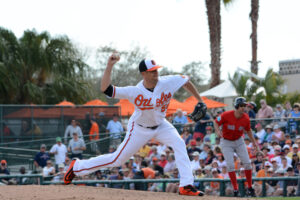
left=73, top=118, right=194, bottom=187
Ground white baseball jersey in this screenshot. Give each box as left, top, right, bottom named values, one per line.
left=113, top=75, right=189, bottom=126
left=73, top=74, right=195, bottom=187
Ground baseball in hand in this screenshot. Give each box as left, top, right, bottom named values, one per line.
left=111, top=52, right=120, bottom=61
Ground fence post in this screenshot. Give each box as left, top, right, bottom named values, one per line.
left=262, top=180, right=266, bottom=197
left=39, top=175, right=43, bottom=185
left=238, top=179, right=245, bottom=197
left=0, top=105, right=3, bottom=143
left=162, top=181, right=166, bottom=192
left=283, top=180, right=287, bottom=197
left=219, top=180, right=225, bottom=196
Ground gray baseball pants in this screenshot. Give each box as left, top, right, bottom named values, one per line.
left=220, top=137, right=252, bottom=172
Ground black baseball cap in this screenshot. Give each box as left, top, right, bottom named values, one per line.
left=139, top=59, right=162, bottom=72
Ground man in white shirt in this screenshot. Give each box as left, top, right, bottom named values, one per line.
left=254, top=123, right=266, bottom=144
left=64, top=120, right=83, bottom=144
left=190, top=151, right=201, bottom=172
left=50, top=137, right=68, bottom=170
left=106, top=115, right=124, bottom=147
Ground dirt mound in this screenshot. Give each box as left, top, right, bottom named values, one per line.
left=0, top=185, right=252, bottom=200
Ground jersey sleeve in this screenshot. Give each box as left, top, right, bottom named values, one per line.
left=164, top=75, right=189, bottom=94
left=113, top=86, right=137, bottom=100
left=215, top=113, right=225, bottom=126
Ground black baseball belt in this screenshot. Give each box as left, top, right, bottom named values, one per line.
left=138, top=124, right=159, bottom=130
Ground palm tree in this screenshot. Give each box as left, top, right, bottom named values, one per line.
left=250, top=0, right=259, bottom=75
left=0, top=27, right=92, bottom=104
left=205, top=0, right=232, bottom=88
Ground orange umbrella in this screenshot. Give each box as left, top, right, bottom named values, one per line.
left=115, top=99, right=135, bottom=116
left=84, top=99, right=108, bottom=106
left=184, top=96, right=227, bottom=113
left=55, top=100, right=75, bottom=106
left=166, top=98, right=186, bottom=116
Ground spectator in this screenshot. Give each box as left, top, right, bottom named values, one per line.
left=148, top=146, right=160, bottom=161
left=284, top=101, right=293, bottom=117
left=53, top=163, right=65, bottom=183
left=151, top=157, right=164, bottom=175
left=216, top=154, right=226, bottom=170
left=89, top=117, right=100, bottom=153
left=0, top=160, right=10, bottom=185
left=50, top=137, right=68, bottom=169
left=96, top=112, right=109, bottom=134
left=64, top=157, right=71, bottom=172
left=205, top=150, right=215, bottom=165
left=286, top=167, right=297, bottom=196
left=138, top=144, right=151, bottom=158
left=106, top=115, right=123, bottom=148
left=172, top=109, right=188, bottom=132
left=187, top=140, right=201, bottom=159
left=166, top=168, right=179, bottom=193
left=295, top=162, right=300, bottom=174
left=254, top=163, right=275, bottom=196
left=262, top=124, right=274, bottom=143
left=205, top=168, right=223, bottom=196
left=193, top=113, right=212, bottom=140
left=291, top=154, right=300, bottom=169
left=199, top=143, right=210, bottom=160
left=190, top=151, right=201, bottom=171
left=64, top=119, right=83, bottom=144
left=271, top=124, right=285, bottom=146
left=108, top=170, right=124, bottom=189
left=17, top=166, right=31, bottom=185
left=158, top=152, right=168, bottom=168
left=280, top=157, right=292, bottom=171
left=289, top=103, right=300, bottom=136
left=43, top=160, right=55, bottom=181
left=245, top=102, right=256, bottom=119
left=270, top=158, right=280, bottom=172
left=68, top=132, right=86, bottom=159
left=257, top=99, right=273, bottom=119
left=27, top=121, right=42, bottom=137
left=274, top=104, right=286, bottom=119
left=203, top=126, right=216, bottom=145
left=273, top=168, right=286, bottom=196
left=164, top=153, right=176, bottom=174
left=255, top=123, right=266, bottom=144
left=34, top=144, right=50, bottom=172
left=254, top=151, right=264, bottom=172
left=181, top=128, right=192, bottom=145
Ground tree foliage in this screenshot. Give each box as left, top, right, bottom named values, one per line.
left=229, top=68, right=285, bottom=108
left=0, top=27, right=92, bottom=104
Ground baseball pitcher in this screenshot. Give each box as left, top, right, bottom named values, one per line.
left=64, top=52, right=207, bottom=196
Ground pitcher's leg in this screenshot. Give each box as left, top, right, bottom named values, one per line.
left=73, top=122, right=152, bottom=176
left=154, top=121, right=193, bottom=187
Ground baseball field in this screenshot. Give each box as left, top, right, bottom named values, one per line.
left=0, top=185, right=250, bottom=200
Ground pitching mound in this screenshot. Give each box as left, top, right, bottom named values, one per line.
left=0, top=185, right=253, bottom=200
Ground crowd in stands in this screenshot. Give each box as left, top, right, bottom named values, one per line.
left=0, top=100, right=300, bottom=197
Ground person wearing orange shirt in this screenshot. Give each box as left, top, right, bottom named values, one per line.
left=205, top=168, right=223, bottom=196
left=89, top=118, right=99, bottom=141
left=89, top=118, right=99, bottom=153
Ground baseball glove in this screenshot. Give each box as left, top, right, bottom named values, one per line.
left=188, top=102, right=207, bottom=122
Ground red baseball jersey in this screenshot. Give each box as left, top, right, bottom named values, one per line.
left=215, top=110, right=251, bottom=141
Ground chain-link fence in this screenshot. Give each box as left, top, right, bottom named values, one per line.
left=0, top=105, right=120, bottom=143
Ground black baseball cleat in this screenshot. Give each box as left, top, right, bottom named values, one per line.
left=246, top=187, right=256, bottom=197
left=233, top=190, right=239, bottom=197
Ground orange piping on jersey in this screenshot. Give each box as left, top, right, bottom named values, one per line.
left=112, top=86, right=116, bottom=98
left=139, top=107, right=154, bottom=110
left=74, top=121, right=135, bottom=173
